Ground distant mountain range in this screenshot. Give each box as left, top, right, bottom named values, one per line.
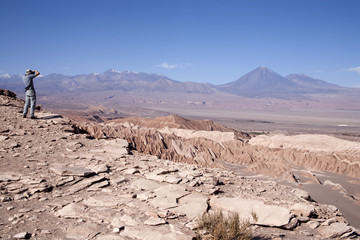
left=216, top=66, right=344, bottom=98
left=0, top=66, right=355, bottom=99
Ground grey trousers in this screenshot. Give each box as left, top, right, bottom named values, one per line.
left=23, top=93, right=36, bottom=117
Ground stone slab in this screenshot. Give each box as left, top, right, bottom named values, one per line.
left=50, top=166, right=95, bottom=177
left=148, top=185, right=189, bottom=210
left=210, top=197, right=291, bottom=227
left=174, top=193, right=208, bottom=220
left=318, top=222, right=352, bottom=238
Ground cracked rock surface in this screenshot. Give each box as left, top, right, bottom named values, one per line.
left=0, top=89, right=359, bottom=240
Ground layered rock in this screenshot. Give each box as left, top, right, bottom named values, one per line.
left=77, top=116, right=360, bottom=179
left=0, top=89, right=359, bottom=240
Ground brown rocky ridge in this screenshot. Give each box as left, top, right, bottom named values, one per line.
left=77, top=113, right=360, bottom=180
left=0, top=89, right=359, bottom=239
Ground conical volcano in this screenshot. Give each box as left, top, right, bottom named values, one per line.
left=216, top=66, right=304, bottom=98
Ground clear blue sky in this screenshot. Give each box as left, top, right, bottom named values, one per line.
left=1, top=0, right=359, bottom=87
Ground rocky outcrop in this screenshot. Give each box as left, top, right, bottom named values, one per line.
left=0, top=89, right=359, bottom=239
left=77, top=117, right=360, bottom=179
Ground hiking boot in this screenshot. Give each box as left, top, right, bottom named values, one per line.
left=30, top=116, right=37, bottom=119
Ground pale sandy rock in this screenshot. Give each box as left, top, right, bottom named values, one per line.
left=163, top=175, right=182, bottom=184
left=84, top=194, right=132, bottom=207
left=110, top=176, right=128, bottom=185
left=249, top=133, right=360, bottom=153
left=0, top=173, right=21, bottom=182
left=18, top=208, right=31, bottom=213
left=91, top=139, right=128, bottom=157
left=178, top=170, right=203, bottom=181
left=290, top=203, right=316, bottom=217
left=159, top=127, right=235, bottom=143
left=87, top=180, right=109, bottom=190
left=171, top=139, right=193, bottom=158
left=144, top=217, right=167, bottom=226
left=322, top=217, right=337, bottom=226
left=0, top=135, right=8, bottom=141
left=325, top=204, right=338, bottom=213
left=91, top=164, right=109, bottom=174
left=137, top=191, right=156, bottom=201
left=40, top=229, right=51, bottom=234
left=291, top=188, right=312, bottom=201
left=123, top=168, right=140, bottom=175
left=66, top=175, right=106, bottom=195
left=148, top=185, right=189, bottom=210
left=189, top=179, right=200, bottom=187
left=144, top=172, right=168, bottom=182
left=96, top=234, right=125, bottom=240
left=210, top=197, right=291, bottom=227
left=50, top=166, right=95, bottom=177
left=56, top=176, right=75, bottom=187
left=119, top=215, right=138, bottom=226
left=28, top=182, right=52, bottom=194
left=6, top=141, right=20, bottom=149
left=145, top=171, right=182, bottom=184
left=149, top=156, right=158, bottom=161
left=307, top=220, right=320, bottom=229
left=66, top=222, right=100, bottom=240
left=318, top=222, right=353, bottom=238
left=154, top=168, right=179, bottom=175
left=110, top=215, right=126, bottom=228
left=129, top=178, right=161, bottom=191
left=13, top=232, right=31, bottom=239
left=120, top=226, right=193, bottom=240
left=174, top=193, right=208, bottom=220
left=55, top=203, right=87, bottom=219
left=185, top=220, right=198, bottom=230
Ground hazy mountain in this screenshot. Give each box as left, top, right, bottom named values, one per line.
left=216, top=66, right=306, bottom=98
left=215, top=66, right=354, bottom=98
left=285, top=74, right=343, bottom=92
left=0, top=69, right=216, bottom=95
left=0, top=67, right=356, bottom=100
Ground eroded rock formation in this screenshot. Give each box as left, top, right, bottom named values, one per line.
left=1, top=89, right=359, bottom=239
left=77, top=116, right=360, bottom=179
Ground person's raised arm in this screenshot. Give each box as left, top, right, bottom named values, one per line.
left=34, top=70, right=40, bottom=77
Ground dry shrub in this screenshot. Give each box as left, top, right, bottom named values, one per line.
left=196, top=211, right=252, bottom=240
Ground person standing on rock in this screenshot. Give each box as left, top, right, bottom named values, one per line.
left=22, top=69, right=40, bottom=119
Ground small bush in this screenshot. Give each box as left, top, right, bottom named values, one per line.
left=195, top=211, right=252, bottom=240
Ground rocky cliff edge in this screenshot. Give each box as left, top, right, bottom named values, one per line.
left=0, top=89, right=359, bottom=239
